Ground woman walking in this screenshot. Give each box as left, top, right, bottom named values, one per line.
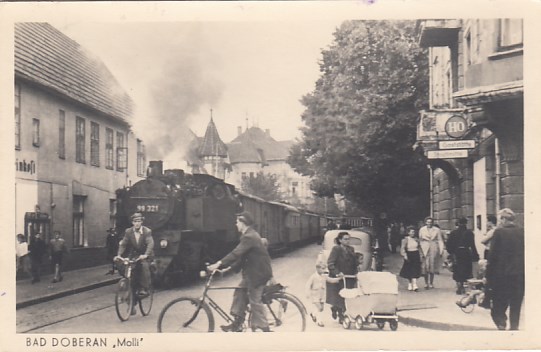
left=326, top=232, right=358, bottom=323
left=399, top=226, right=421, bottom=291
left=447, top=217, right=479, bottom=294
left=419, top=217, right=444, bottom=289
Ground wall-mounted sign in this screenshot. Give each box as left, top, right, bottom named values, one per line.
left=445, top=115, right=468, bottom=138
left=427, top=149, right=469, bottom=159
left=439, top=140, right=476, bottom=150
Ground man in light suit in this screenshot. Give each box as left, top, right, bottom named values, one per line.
left=208, top=211, right=273, bottom=332
left=116, top=212, right=154, bottom=299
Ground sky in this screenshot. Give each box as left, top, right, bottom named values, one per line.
left=56, top=20, right=344, bottom=166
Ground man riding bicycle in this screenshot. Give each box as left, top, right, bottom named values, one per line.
left=208, top=211, right=273, bottom=332
left=115, top=212, right=154, bottom=304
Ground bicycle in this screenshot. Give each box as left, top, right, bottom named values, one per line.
left=114, top=257, right=154, bottom=322
left=157, top=267, right=307, bottom=332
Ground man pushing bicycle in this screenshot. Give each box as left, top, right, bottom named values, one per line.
left=208, top=211, right=273, bottom=332
left=115, top=212, right=154, bottom=305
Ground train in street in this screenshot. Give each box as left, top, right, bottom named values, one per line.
left=114, top=160, right=371, bottom=286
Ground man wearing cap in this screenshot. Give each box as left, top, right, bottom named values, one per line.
left=116, top=213, right=154, bottom=302
left=208, top=211, right=273, bottom=332
left=486, top=208, right=524, bottom=330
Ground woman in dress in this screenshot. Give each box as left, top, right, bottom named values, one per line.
left=326, top=232, right=358, bottom=322
left=399, top=226, right=421, bottom=291
left=419, top=217, right=444, bottom=289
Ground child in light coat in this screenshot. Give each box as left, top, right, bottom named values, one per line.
left=305, top=259, right=340, bottom=327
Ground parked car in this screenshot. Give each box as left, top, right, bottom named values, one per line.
left=317, top=230, right=373, bottom=272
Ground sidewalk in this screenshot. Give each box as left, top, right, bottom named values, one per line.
left=384, top=251, right=501, bottom=331
left=16, top=264, right=120, bottom=309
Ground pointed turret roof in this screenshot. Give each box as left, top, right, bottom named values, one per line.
left=198, top=116, right=228, bottom=157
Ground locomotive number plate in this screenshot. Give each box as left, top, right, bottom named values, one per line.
left=137, top=204, right=159, bottom=212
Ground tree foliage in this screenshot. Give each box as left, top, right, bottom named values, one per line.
left=241, top=172, right=282, bottom=202
left=288, top=20, right=430, bottom=222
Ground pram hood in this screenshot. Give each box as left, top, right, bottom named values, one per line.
left=357, top=271, right=398, bottom=295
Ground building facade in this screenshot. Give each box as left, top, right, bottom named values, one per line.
left=15, top=23, right=146, bottom=270
left=416, top=19, right=523, bottom=255
left=190, top=120, right=314, bottom=207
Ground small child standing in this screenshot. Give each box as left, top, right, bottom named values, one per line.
left=305, top=261, right=329, bottom=327
left=399, top=226, right=421, bottom=291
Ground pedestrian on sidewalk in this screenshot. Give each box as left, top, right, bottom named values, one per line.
left=486, top=208, right=524, bottom=331
left=326, top=232, right=358, bottom=323
left=419, top=216, right=444, bottom=289
left=399, top=226, right=421, bottom=292
left=28, top=232, right=47, bottom=284
left=49, top=231, right=69, bottom=283
left=389, top=222, right=401, bottom=254
left=105, top=228, right=120, bottom=275
left=16, top=233, right=31, bottom=277
left=481, top=215, right=498, bottom=260
left=446, top=217, right=479, bottom=295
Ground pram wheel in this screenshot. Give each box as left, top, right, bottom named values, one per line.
left=389, top=320, right=398, bottom=331
left=355, top=316, right=364, bottom=330
left=376, top=320, right=385, bottom=330
left=460, top=304, right=475, bottom=313
left=342, top=316, right=351, bottom=329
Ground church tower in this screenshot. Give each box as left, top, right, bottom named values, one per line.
left=198, top=110, right=229, bottom=179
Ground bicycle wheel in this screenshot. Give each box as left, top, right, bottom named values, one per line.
left=265, top=292, right=306, bottom=332
left=157, top=297, right=214, bottom=333
left=115, top=278, right=133, bottom=322
left=138, top=286, right=154, bottom=316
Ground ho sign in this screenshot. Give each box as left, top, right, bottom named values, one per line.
left=445, top=115, right=468, bottom=138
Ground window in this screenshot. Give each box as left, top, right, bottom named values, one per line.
left=58, top=110, right=65, bottom=159
left=90, top=122, right=100, bottom=166
left=116, top=132, right=126, bottom=171
left=241, top=172, right=247, bottom=180
left=137, top=139, right=145, bottom=177
left=249, top=172, right=254, bottom=178
left=15, top=83, right=21, bottom=150
left=76, top=116, right=85, bottom=163
left=500, top=19, right=523, bottom=48
left=105, top=128, right=114, bottom=169
left=73, top=196, right=86, bottom=247
left=32, top=118, right=40, bottom=147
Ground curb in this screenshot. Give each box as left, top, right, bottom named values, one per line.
left=16, top=278, right=120, bottom=310
left=398, top=313, right=495, bottom=331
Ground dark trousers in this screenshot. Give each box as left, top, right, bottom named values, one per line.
left=230, top=278, right=268, bottom=329
left=490, top=275, right=524, bottom=330
left=30, top=257, right=42, bottom=280
left=133, top=261, right=151, bottom=290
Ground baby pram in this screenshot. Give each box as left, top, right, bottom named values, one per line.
left=339, top=271, right=399, bottom=330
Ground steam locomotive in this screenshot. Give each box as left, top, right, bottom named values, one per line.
left=114, top=161, right=325, bottom=286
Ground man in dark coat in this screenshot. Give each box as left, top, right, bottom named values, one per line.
left=486, top=208, right=524, bottom=330
left=116, top=213, right=154, bottom=299
left=28, top=232, right=47, bottom=284
left=446, top=217, right=479, bottom=294
left=208, top=211, right=273, bottom=332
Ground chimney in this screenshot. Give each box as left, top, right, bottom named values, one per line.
left=237, top=126, right=242, bottom=136
left=265, top=129, right=270, bottom=137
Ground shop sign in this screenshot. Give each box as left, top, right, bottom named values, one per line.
left=439, top=140, right=476, bottom=149
left=445, top=115, right=468, bottom=138
left=427, top=149, right=468, bottom=159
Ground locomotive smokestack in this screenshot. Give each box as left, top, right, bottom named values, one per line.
left=147, top=160, right=164, bottom=178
